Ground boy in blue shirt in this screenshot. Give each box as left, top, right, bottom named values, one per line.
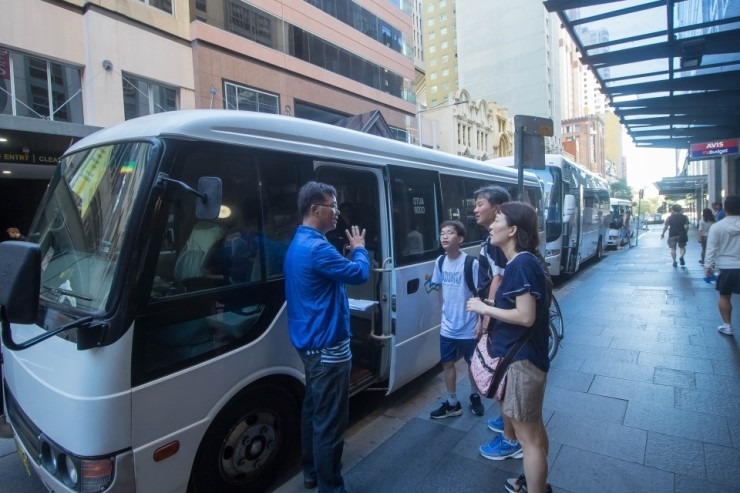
left=429, top=220, right=483, bottom=418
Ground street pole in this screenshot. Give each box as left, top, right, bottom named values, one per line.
left=636, top=188, right=644, bottom=247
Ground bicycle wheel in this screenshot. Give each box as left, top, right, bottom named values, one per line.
left=547, top=321, right=559, bottom=361
left=549, top=295, right=564, bottom=340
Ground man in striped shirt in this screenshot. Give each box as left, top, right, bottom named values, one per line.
left=285, top=181, right=370, bottom=492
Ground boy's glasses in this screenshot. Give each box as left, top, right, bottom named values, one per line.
left=440, top=231, right=457, bottom=237
left=314, top=203, right=339, bottom=211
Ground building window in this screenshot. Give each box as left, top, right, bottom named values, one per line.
left=0, top=48, right=83, bottom=123
left=122, top=73, right=178, bottom=120
left=137, top=0, right=173, bottom=14
left=440, top=27, right=448, bottom=36
left=430, top=85, right=438, bottom=93
left=428, top=18, right=435, bottom=26
left=429, top=59, right=437, bottom=67
left=441, top=41, right=448, bottom=49
left=429, top=45, right=436, bottom=54
left=227, top=0, right=274, bottom=47
left=224, top=82, right=279, bottom=114
left=430, top=72, right=437, bottom=80
left=428, top=31, right=436, bottom=40
left=441, top=54, right=449, bottom=63
left=442, top=68, right=449, bottom=77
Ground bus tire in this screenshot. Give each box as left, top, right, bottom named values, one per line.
left=189, top=385, right=298, bottom=493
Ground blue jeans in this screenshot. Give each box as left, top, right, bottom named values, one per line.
left=299, top=352, right=351, bottom=493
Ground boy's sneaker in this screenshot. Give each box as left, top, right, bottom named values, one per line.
left=470, top=393, right=484, bottom=416
left=718, top=324, right=733, bottom=336
left=430, top=400, right=462, bottom=419
left=679, top=257, right=685, bottom=266
left=672, top=261, right=678, bottom=268
left=479, top=435, right=523, bottom=460
left=487, top=415, right=504, bottom=433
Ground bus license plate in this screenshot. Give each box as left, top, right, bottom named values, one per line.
left=15, top=439, right=32, bottom=477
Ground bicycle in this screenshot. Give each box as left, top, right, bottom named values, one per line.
left=547, top=295, right=564, bottom=361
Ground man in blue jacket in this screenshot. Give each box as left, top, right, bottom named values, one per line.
left=285, top=181, right=370, bottom=493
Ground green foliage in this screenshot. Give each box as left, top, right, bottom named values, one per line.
left=610, top=179, right=633, bottom=200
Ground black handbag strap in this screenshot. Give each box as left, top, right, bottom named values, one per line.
left=489, top=325, right=536, bottom=392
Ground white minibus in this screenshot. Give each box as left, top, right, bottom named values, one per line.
left=0, top=110, right=544, bottom=493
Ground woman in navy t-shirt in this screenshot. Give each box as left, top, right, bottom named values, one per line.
left=467, top=201, right=552, bottom=493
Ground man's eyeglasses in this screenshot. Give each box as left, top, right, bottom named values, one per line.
left=313, top=203, right=339, bottom=212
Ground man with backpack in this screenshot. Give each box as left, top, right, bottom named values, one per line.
left=429, top=220, right=481, bottom=418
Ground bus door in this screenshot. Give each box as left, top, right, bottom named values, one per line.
left=314, top=164, right=392, bottom=391
left=565, top=185, right=584, bottom=274
left=386, top=167, right=442, bottom=394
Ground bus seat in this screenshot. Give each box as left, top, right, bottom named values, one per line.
left=174, top=221, right=226, bottom=281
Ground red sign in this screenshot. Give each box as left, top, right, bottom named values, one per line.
left=690, top=139, right=739, bottom=158
left=0, top=49, right=9, bottom=80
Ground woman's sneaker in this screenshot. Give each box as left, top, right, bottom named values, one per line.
left=487, top=415, right=504, bottom=433
left=430, top=400, right=462, bottom=419
left=479, top=435, right=523, bottom=460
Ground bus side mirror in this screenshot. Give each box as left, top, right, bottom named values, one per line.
left=196, top=177, right=223, bottom=220
left=562, top=194, right=576, bottom=223
left=0, top=241, right=40, bottom=324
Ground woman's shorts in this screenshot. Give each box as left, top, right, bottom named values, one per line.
left=501, top=359, right=547, bottom=423
left=716, top=269, right=740, bottom=296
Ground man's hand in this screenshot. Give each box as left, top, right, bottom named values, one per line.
left=346, top=225, right=366, bottom=251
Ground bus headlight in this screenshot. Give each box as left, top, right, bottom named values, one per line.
left=38, top=435, right=114, bottom=492
left=63, top=455, right=79, bottom=486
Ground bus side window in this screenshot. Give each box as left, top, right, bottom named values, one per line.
left=389, top=166, right=441, bottom=266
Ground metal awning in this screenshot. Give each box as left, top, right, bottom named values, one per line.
left=544, top=0, right=740, bottom=149
left=654, top=174, right=707, bottom=196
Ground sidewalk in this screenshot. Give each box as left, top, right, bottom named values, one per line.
left=279, top=225, right=740, bottom=493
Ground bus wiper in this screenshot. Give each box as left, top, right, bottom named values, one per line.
left=41, top=284, right=93, bottom=301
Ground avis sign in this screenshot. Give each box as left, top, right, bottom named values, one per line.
left=690, top=139, right=739, bottom=158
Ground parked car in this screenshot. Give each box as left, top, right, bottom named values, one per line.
left=647, top=213, right=664, bottom=224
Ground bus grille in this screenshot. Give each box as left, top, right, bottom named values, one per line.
left=4, top=384, right=41, bottom=463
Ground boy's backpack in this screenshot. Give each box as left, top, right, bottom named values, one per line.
left=436, top=254, right=476, bottom=295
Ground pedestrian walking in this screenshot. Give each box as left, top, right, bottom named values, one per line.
left=660, top=204, right=689, bottom=267
left=429, top=220, right=482, bottom=419
left=698, top=208, right=716, bottom=265
left=284, top=181, right=370, bottom=492
left=704, top=195, right=740, bottom=336
left=467, top=202, right=552, bottom=493
left=712, top=201, right=726, bottom=221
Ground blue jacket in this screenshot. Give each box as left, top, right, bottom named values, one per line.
left=284, top=225, right=370, bottom=351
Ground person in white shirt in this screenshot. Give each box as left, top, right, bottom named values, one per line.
left=429, top=220, right=481, bottom=419
left=704, top=195, right=740, bottom=336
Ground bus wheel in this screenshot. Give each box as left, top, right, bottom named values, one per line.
left=189, top=385, right=298, bottom=493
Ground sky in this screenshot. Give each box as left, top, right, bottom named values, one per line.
left=622, top=130, right=687, bottom=193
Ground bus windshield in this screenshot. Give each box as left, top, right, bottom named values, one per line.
left=32, top=142, right=153, bottom=312
left=533, top=167, right=563, bottom=243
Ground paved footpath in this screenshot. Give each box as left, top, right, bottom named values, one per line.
left=278, top=225, right=740, bottom=493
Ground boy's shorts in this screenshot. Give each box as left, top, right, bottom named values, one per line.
left=439, top=335, right=477, bottom=364
left=716, top=269, right=740, bottom=296
left=501, top=359, right=547, bottom=423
